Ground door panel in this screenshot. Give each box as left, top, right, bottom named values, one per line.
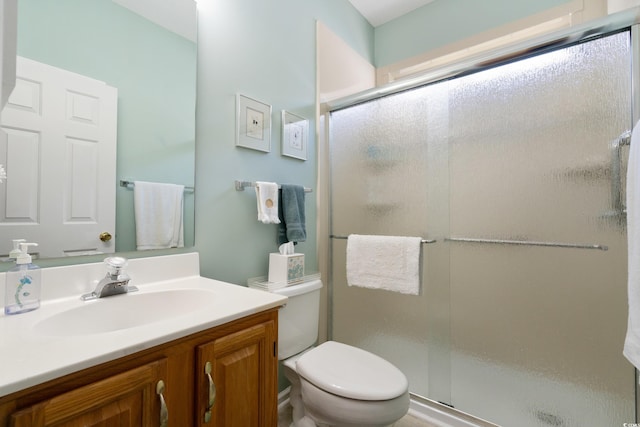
left=329, top=30, right=635, bottom=426
left=196, top=321, right=277, bottom=427
left=0, top=56, right=117, bottom=257
left=447, top=31, right=634, bottom=426
left=10, top=359, right=166, bottom=427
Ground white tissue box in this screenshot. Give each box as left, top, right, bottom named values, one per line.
left=268, top=253, right=304, bottom=284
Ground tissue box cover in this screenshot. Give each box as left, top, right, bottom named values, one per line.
left=268, top=253, right=304, bottom=284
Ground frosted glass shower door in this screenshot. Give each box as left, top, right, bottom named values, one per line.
left=330, top=84, right=449, bottom=398
left=329, top=30, right=635, bottom=427
left=447, top=32, right=634, bottom=425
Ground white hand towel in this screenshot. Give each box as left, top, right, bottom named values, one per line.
left=346, top=234, right=422, bottom=295
left=625, top=122, right=640, bottom=369
left=255, top=181, right=281, bottom=224
left=134, top=181, right=184, bottom=250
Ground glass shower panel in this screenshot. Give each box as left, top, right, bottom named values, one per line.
left=447, top=32, right=634, bottom=426
left=330, top=85, right=449, bottom=398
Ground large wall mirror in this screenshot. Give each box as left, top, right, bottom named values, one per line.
left=0, top=0, right=196, bottom=260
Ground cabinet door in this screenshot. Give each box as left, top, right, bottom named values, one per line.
left=196, top=320, right=277, bottom=427
left=10, top=359, right=168, bottom=427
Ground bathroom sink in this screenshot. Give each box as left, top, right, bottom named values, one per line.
left=34, top=288, right=218, bottom=336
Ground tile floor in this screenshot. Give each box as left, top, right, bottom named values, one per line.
left=278, top=405, right=438, bottom=427
left=394, top=413, right=439, bottom=427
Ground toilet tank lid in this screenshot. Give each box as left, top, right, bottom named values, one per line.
left=272, top=279, right=322, bottom=297
left=296, top=341, right=408, bottom=401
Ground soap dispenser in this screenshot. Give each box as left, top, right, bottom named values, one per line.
left=8, top=239, right=25, bottom=260
left=4, top=242, right=40, bottom=315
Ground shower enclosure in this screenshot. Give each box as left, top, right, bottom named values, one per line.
left=328, top=20, right=636, bottom=427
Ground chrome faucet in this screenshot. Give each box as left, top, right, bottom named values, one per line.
left=81, top=257, right=138, bottom=301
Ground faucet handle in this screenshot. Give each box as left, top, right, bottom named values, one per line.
left=104, top=256, right=128, bottom=276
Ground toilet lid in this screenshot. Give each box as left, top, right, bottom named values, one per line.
left=295, top=341, right=408, bottom=401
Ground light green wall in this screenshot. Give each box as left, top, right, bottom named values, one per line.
left=194, top=0, right=372, bottom=285
left=16, top=0, right=196, bottom=253
left=374, top=0, right=575, bottom=67
left=11, top=0, right=582, bottom=280
left=193, top=0, right=581, bottom=285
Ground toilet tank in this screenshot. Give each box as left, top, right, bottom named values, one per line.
left=272, top=279, right=323, bottom=360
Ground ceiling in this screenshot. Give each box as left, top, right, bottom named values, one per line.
left=111, top=0, right=197, bottom=41
left=112, top=0, right=436, bottom=43
left=348, top=0, right=435, bottom=27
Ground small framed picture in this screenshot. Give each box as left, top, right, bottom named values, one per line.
left=236, top=94, right=271, bottom=152
left=281, top=110, right=308, bottom=160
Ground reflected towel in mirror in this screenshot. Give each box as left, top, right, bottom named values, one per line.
left=134, top=181, right=184, bottom=250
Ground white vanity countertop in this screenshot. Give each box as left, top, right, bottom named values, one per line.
left=0, top=253, right=287, bottom=398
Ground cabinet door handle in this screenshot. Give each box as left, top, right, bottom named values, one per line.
left=157, top=380, right=169, bottom=427
left=203, top=361, right=216, bottom=423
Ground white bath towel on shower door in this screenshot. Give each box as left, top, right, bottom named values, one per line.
left=346, top=234, right=422, bottom=295
left=624, top=122, right=640, bottom=370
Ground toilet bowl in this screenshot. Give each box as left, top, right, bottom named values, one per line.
left=283, top=341, right=410, bottom=427
left=273, top=280, right=410, bottom=427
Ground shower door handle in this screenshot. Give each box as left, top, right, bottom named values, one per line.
left=610, top=130, right=631, bottom=223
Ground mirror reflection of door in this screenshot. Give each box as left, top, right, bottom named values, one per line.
left=0, top=56, right=117, bottom=258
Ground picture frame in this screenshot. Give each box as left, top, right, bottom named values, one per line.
left=281, top=110, right=308, bottom=160
left=236, top=94, right=272, bottom=152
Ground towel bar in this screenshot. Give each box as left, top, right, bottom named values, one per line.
left=445, top=237, right=608, bottom=251
left=330, top=235, right=436, bottom=244
left=329, top=235, right=607, bottom=250
left=120, top=180, right=195, bottom=193
left=235, top=180, right=312, bottom=193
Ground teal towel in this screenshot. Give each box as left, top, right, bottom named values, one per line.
left=278, top=184, right=306, bottom=244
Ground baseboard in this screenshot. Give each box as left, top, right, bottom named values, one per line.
left=408, top=394, right=499, bottom=427
left=278, top=386, right=292, bottom=412
left=277, top=387, right=497, bottom=427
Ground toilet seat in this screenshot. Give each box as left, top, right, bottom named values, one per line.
left=296, top=341, right=408, bottom=401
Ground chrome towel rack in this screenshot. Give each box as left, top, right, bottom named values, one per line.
left=330, top=235, right=437, bottom=244
left=329, top=234, right=607, bottom=251
left=445, top=237, right=608, bottom=251
left=120, top=180, right=195, bottom=193
left=235, top=180, right=312, bottom=193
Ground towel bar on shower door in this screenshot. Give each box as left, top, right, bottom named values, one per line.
left=329, top=235, right=605, bottom=250
left=329, top=235, right=437, bottom=244
left=445, top=237, right=608, bottom=251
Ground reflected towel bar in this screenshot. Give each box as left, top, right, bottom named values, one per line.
left=330, top=235, right=437, bottom=244
left=445, top=237, right=608, bottom=251
left=120, top=180, right=195, bottom=193
left=235, top=180, right=312, bottom=193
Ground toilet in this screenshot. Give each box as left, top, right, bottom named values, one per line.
left=273, top=279, right=410, bottom=427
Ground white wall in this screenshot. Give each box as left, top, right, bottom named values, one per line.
left=609, top=0, right=640, bottom=13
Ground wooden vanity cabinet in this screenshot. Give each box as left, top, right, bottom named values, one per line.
left=9, top=359, right=168, bottom=427
left=0, top=309, right=279, bottom=427
left=196, top=321, right=277, bottom=427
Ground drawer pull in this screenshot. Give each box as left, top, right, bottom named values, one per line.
left=204, top=361, right=216, bottom=423
left=157, top=380, right=169, bottom=427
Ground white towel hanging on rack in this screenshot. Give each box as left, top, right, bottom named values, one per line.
left=346, top=234, right=422, bottom=295
left=254, top=181, right=281, bottom=224
left=134, top=181, right=184, bottom=250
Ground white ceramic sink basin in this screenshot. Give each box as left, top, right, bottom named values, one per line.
left=34, top=288, right=218, bottom=336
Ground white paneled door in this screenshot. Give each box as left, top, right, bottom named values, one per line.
left=0, top=56, right=117, bottom=258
